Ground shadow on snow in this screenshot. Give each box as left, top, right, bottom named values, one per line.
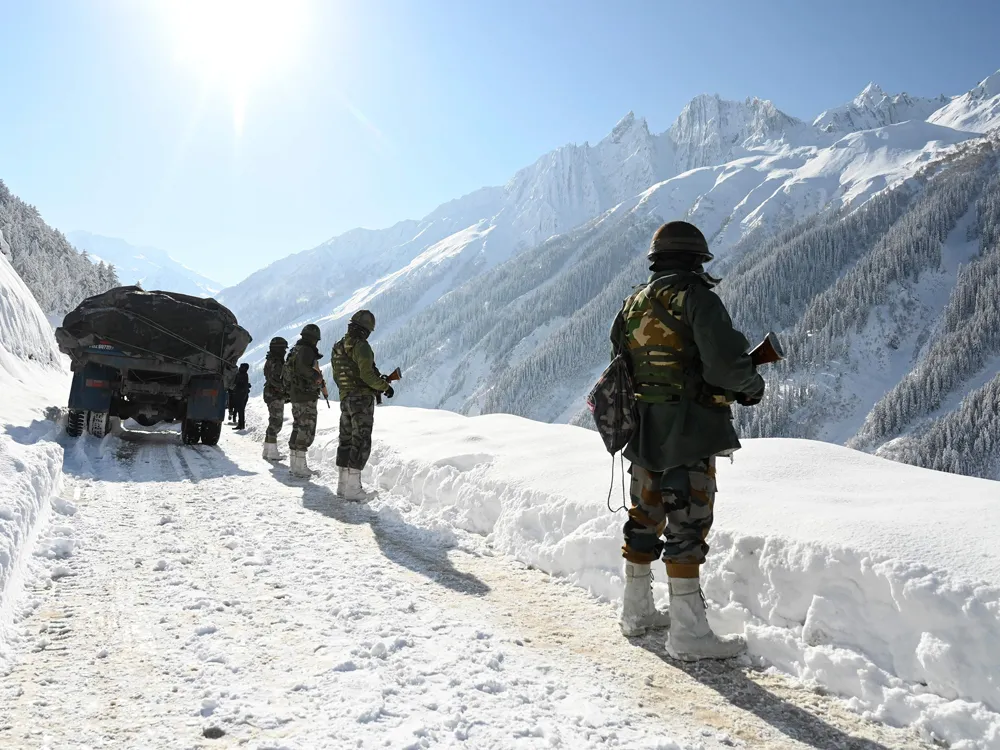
left=272, top=465, right=491, bottom=599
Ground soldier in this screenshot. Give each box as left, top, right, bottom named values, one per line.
left=286, top=323, right=326, bottom=477
left=330, top=310, right=392, bottom=500
left=261, top=336, right=288, bottom=461
left=613, top=221, right=765, bottom=662
left=231, top=362, right=251, bottom=430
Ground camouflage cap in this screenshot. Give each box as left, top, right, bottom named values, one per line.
left=301, top=323, right=321, bottom=342
left=269, top=336, right=288, bottom=350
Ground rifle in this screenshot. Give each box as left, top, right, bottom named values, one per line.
left=314, top=363, right=330, bottom=408
left=375, top=367, right=402, bottom=405
left=748, top=331, right=785, bottom=366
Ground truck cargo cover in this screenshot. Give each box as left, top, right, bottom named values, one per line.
left=55, top=286, right=252, bottom=382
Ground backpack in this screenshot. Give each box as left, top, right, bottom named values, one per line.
left=587, top=300, right=638, bottom=455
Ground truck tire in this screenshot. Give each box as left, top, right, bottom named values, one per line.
left=181, top=419, right=202, bottom=445
left=67, top=410, right=85, bottom=437
left=87, top=411, right=111, bottom=438
left=200, top=421, right=222, bottom=446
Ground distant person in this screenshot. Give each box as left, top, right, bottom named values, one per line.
left=227, top=389, right=236, bottom=423
left=286, top=323, right=326, bottom=477
left=261, top=337, right=289, bottom=461
left=231, top=363, right=251, bottom=430
left=614, top=221, right=764, bottom=661
left=331, top=310, right=392, bottom=500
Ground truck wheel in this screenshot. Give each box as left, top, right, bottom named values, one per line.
left=87, top=411, right=111, bottom=438
left=200, top=421, right=222, bottom=446
left=181, top=419, right=202, bottom=445
left=67, top=410, right=85, bottom=437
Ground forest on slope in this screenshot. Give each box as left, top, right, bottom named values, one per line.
left=1, top=180, right=118, bottom=314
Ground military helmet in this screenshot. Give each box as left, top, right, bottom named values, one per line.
left=350, top=309, right=376, bottom=333
left=647, top=221, right=714, bottom=263
left=300, top=323, right=321, bottom=342
left=269, top=336, right=288, bottom=350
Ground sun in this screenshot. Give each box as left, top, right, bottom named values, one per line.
left=161, top=0, right=308, bottom=134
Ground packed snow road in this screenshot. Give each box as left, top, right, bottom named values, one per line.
left=1, top=421, right=932, bottom=750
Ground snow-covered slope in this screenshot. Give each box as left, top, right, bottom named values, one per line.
left=0, top=248, right=67, bottom=658
left=0, top=251, right=61, bottom=380
left=929, top=70, right=1000, bottom=134
left=67, top=231, right=221, bottom=298
left=221, top=68, right=1000, bottom=479
left=814, top=83, right=950, bottom=134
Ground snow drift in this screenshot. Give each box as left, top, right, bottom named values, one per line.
left=310, top=404, right=1000, bottom=748
left=0, top=250, right=70, bottom=664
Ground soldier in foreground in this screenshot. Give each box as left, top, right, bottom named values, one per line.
left=614, top=221, right=764, bottom=661
left=286, top=323, right=326, bottom=477
left=331, top=310, right=392, bottom=500
left=261, top=336, right=288, bottom=461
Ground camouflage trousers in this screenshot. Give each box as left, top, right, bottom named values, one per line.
left=336, top=394, right=375, bottom=470
left=289, top=400, right=318, bottom=451
left=622, top=457, right=717, bottom=566
left=264, top=399, right=285, bottom=443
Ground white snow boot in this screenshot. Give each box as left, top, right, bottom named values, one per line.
left=665, top=578, right=746, bottom=661
left=290, top=449, right=314, bottom=478
left=336, top=467, right=350, bottom=497
left=262, top=441, right=282, bottom=461
left=619, top=561, right=671, bottom=636
left=340, top=468, right=369, bottom=502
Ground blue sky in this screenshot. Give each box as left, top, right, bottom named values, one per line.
left=0, top=0, right=997, bottom=286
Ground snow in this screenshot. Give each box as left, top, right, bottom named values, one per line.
left=0, top=251, right=68, bottom=664
left=68, top=230, right=222, bottom=298
left=813, top=83, right=950, bottom=135
left=0, top=252, right=61, bottom=378
left=310, top=405, right=1000, bottom=748
left=929, top=70, right=1000, bottom=134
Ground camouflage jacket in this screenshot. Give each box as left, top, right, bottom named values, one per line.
left=262, top=353, right=287, bottom=403
left=612, top=270, right=764, bottom=471
left=285, top=340, right=324, bottom=404
left=331, top=334, right=389, bottom=400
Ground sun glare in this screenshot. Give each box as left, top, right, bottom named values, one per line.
left=162, top=0, right=308, bottom=134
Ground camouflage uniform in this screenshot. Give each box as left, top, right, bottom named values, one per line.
left=262, top=352, right=287, bottom=444
left=290, top=401, right=319, bottom=451
left=286, top=337, right=324, bottom=451
left=613, top=271, right=763, bottom=568
left=331, top=331, right=389, bottom=470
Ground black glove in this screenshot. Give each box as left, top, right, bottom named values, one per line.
left=384, top=384, right=395, bottom=399
left=737, top=388, right=764, bottom=407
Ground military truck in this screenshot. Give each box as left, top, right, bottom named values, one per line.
left=55, top=286, right=252, bottom=445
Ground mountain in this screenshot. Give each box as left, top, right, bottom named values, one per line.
left=67, top=231, right=221, bottom=298
left=928, top=70, right=1000, bottom=133
left=221, top=69, right=1000, bottom=480
left=0, top=181, right=119, bottom=315
left=813, top=83, right=950, bottom=134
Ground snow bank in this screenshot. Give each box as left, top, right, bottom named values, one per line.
left=0, top=437, right=62, bottom=653
left=312, top=405, right=1000, bottom=749
left=0, top=252, right=61, bottom=380
left=0, top=249, right=70, bottom=664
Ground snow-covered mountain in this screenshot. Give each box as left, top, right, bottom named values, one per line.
left=929, top=70, right=1000, bottom=133
left=68, top=231, right=221, bottom=298
left=221, top=69, right=1000, bottom=480
left=813, top=83, right=950, bottom=134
